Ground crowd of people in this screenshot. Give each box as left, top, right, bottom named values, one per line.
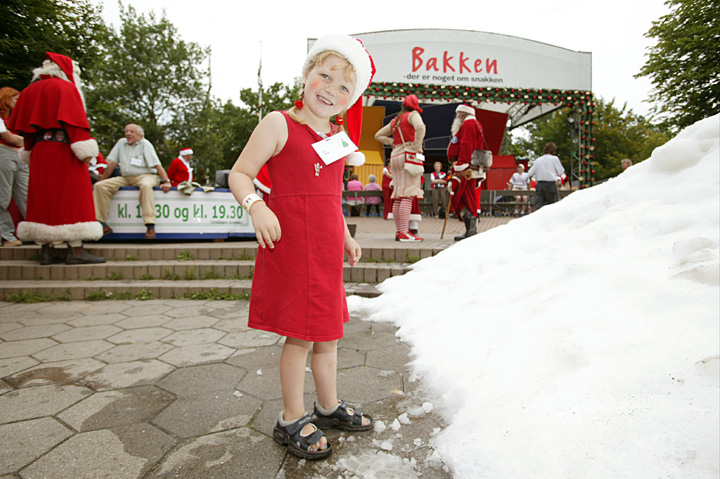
left=0, top=53, right=203, bottom=260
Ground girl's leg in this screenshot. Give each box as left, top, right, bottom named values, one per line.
left=280, top=337, right=327, bottom=451
left=312, top=340, right=371, bottom=427
left=311, top=340, right=339, bottom=410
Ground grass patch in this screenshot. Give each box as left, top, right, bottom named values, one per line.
left=360, top=257, right=395, bottom=263
left=202, top=270, right=222, bottom=279
left=6, top=290, right=71, bottom=303
left=181, top=289, right=250, bottom=301
left=163, top=269, right=180, bottom=280
left=108, top=271, right=124, bottom=280
left=405, top=251, right=420, bottom=264
left=140, top=273, right=154, bottom=280
left=125, top=254, right=137, bottom=261
left=85, top=289, right=154, bottom=301
left=184, top=267, right=196, bottom=280
left=176, top=251, right=195, bottom=261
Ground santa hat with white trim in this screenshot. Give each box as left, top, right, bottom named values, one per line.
left=179, top=148, right=193, bottom=157
left=304, top=34, right=376, bottom=166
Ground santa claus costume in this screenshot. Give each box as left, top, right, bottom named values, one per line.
left=447, top=104, right=485, bottom=241
left=167, top=148, right=194, bottom=186
left=8, top=52, right=104, bottom=264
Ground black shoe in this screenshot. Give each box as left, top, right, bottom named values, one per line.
left=40, top=245, right=67, bottom=265
left=66, top=249, right=106, bottom=265
left=454, top=213, right=477, bottom=241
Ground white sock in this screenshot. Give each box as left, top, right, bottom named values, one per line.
left=278, top=410, right=303, bottom=426
left=315, top=401, right=339, bottom=415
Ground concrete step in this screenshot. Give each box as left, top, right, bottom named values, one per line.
left=0, top=243, right=438, bottom=263
left=0, top=279, right=381, bottom=301
left=0, top=260, right=411, bottom=284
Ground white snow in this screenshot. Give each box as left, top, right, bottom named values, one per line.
left=348, top=115, right=720, bottom=478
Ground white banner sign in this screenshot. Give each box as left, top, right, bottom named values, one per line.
left=107, top=188, right=254, bottom=235
left=313, top=29, right=592, bottom=91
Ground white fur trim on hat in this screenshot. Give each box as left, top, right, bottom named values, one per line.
left=71, top=139, right=99, bottom=161
left=345, top=151, right=366, bottom=166
left=304, top=35, right=372, bottom=107
left=19, top=148, right=31, bottom=165
left=17, top=220, right=103, bottom=243
left=180, top=148, right=193, bottom=156
left=456, top=104, right=476, bottom=116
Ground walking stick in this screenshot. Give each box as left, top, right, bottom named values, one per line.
left=440, top=200, right=451, bottom=239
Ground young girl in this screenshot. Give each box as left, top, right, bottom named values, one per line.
left=229, top=35, right=374, bottom=460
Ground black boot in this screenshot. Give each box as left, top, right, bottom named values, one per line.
left=454, top=213, right=477, bottom=241
left=65, top=248, right=106, bottom=265
left=40, top=244, right=67, bottom=265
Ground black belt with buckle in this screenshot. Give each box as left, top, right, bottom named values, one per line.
left=36, top=129, right=70, bottom=143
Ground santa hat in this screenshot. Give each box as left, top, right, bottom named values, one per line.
left=456, top=104, right=476, bottom=116
left=403, top=94, right=423, bottom=113
left=304, top=35, right=376, bottom=166
left=180, top=148, right=193, bottom=156
left=46, top=52, right=74, bottom=80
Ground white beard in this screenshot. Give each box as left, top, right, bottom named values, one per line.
left=450, top=116, right=463, bottom=136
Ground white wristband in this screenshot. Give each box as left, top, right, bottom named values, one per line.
left=242, top=193, right=264, bottom=213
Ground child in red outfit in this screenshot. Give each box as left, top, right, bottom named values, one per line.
left=229, top=35, right=374, bottom=460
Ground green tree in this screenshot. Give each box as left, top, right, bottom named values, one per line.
left=519, top=99, right=671, bottom=182
left=636, top=0, right=720, bottom=130
left=1, top=0, right=107, bottom=90
left=85, top=4, right=209, bottom=162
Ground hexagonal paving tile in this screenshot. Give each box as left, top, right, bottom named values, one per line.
left=51, top=325, right=122, bottom=343
left=95, top=342, right=175, bottom=364
left=218, top=330, right=280, bottom=349
left=157, top=363, right=247, bottom=397
left=145, top=428, right=284, bottom=479
left=0, top=356, right=39, bottom=378
left=0, top=384, right=92, bottom=424
left=0, top=417, right=72, bottom=474
left=0, top=338, right=57, bottom=360
left=163, top=305, right=213, bottom=319
left=335, top=366, right=404, bottom=404
left=211, top=317, right=250, bottom=332
left=159, top=343, right=235, bottom=367
left=366, top=343, right=412, bottom=372
left=31, top=340, right=114, bottom=363
left=162, top=315, right=219, bottom=331
left=113, top=314, right=171, bottom=329
left=162, top=328, right=226, bottom=346
left=152, top=390, right=262, bottom=438
left=225, top=345, right=284, bottom=371
left=82, top=359, right=176, bottom=391
left=107, top=327, right=173, bottom=344
left=236, top=366, right=315, bottom=401
left=4, top=358, right=105, bottom=388
left=67, top=313, right=129, bottom=327
left=58, top=386, right=175, bottom=431
left=1, top=324, right=70, bottom=341
left=122, top=304, right=173, bottom=317
left=20, top=429, right=148, bottom=479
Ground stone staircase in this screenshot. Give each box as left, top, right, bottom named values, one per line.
left=0, top=242, right=434, bottom=301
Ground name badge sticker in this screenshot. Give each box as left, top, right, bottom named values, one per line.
left=130, top=157, right=144, bottom=167
left=312, top=131, right=358, bottom=165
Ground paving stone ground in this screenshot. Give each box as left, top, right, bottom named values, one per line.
left=0, top=299, right=453, bottom=479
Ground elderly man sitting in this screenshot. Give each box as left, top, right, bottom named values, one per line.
left=93, top=124, right=172, bottom=239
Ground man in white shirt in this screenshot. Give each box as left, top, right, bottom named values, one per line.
left=528, top=142, right=565, bottom=211
left=93, top=124, right=172, bottom=239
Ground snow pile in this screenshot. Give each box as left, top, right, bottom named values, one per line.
left=349, top=115, right=720, bottom=478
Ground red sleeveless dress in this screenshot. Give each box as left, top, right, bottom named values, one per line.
left=248, top=111, right=349, bottom=341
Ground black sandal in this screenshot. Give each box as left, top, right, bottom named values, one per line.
left=313, top=400, right=373, bottom=432
left=273, top=414, right=332, bottom=460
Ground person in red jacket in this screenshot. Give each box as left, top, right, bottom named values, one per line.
left=167, top=148, right=194, bottom=186
left=8, top=52, right=105, bottom=264
left=447, top=104, right=485, bottom=241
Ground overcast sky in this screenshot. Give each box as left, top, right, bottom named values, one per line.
left=92, top=0, right=671, bottom=118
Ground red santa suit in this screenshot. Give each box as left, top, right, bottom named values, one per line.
left=167, top=151, right=193, bottom=186
left=447, top=111, right=484, bottom=220
left=8, top=52, right=101, bottom=244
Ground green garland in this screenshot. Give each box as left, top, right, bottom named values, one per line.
left=366, top=82, right=597, bottom=187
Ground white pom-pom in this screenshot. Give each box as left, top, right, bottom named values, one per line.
left=345, top=151, right=366, bottom=166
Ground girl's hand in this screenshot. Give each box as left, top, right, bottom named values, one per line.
left=250, top=203, right=281, bottom=249
left=345, top=236, right=362, bottom=267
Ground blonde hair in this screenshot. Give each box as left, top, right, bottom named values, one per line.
left=288, top=51, right=357, bottom=126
